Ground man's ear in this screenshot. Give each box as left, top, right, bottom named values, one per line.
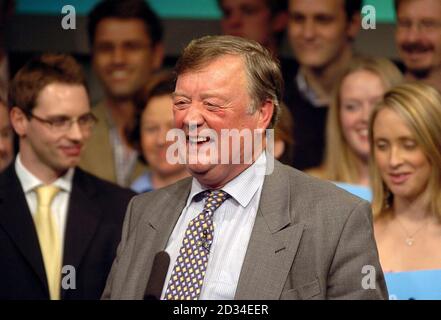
left=151, top=42, right=165, bottom=70
left=257, top=99, right=274, bottom=130
left=347, top=12, right=361, bottom=41
left=10, top=107, right=28, bottom=137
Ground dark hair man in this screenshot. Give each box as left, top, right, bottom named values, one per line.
left=80, top=0, right=164, bottom=187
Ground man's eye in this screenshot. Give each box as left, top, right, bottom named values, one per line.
left=222, top=8, right=232, bottom=18
left=290, top=13, right=305, bottom=23
left=316, top=15, right=334, bottom=24
left=174, top=102, right=187, bottom=109
left=124, top=42, right=146, bottom=51
left=204, top=102, right=219, bottom=110
left=50, top=118, right=69, bottom=127
left=78, top=115, right=94, bottom=125
left=95, top=43, right=113, bottom=53
left=242, top=6, right=258, bottom=16
left=397, top=20, right=411, bottom=29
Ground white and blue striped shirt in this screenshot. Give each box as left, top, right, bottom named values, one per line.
left=161, top=152, right=267, bottom=300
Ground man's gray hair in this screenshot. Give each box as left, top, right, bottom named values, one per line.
left=175, top=35, right=283, bottom=129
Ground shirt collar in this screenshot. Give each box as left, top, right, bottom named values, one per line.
left=296, top=70, right=327, bottom=108
left=15, top=153, right=75, bottom=193
left=187, top=151, right=267, bottom=208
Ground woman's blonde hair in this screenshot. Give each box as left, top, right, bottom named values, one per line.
left=369, top=82, right=441, bottom=220
left=322, top=56, right=403, bottom=183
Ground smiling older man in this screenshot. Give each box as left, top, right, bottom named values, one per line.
left=103, top=35, right=387, bottom=300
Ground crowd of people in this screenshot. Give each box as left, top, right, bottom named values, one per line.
left=0, top=0, right=440, bottom=300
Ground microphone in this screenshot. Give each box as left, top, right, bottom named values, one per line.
left=144, top=251, right=170, bottom=300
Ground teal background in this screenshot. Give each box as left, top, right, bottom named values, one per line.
left=16, top=0, right=396, bottom=22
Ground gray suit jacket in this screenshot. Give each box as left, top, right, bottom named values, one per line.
left=102, top=161, right=388, bottom=299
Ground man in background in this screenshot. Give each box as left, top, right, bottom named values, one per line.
left=218, top=0, right=288, bottom=58
left=80, top=0, right=164, bottom=187
left=285, top=0, right=361, bottom=170
left=395, top=0, right=441, bottom=92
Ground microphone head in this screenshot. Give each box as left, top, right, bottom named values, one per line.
left=144, top=251, right=170, bottom=300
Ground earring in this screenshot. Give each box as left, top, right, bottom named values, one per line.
left=384, top=188, right=392, bottom=209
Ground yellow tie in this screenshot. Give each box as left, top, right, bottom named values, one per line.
left=34, top=185, right=61, bottom=300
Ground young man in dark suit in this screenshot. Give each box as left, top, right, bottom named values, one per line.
left=0, top=53, right=135, bottom=299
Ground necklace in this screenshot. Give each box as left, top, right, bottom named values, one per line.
left=395, top=217, right=429, bottom=246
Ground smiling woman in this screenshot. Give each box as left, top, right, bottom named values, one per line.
left=369, top=82, right=441, bottom=274
left=305, top=56, right=403, bottom=187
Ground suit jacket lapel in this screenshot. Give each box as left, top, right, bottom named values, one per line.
left=63, top=169, right=102, bottom=280
left=147, top=178, right=192, bottom=251
left=235, top=161, right=304, bottom=299
left=0, top=165, right=49, bottom=292
left=129, top=178, right=192, bottom=298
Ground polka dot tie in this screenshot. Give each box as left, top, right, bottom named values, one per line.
left=164, top=190, right=230, bottom=300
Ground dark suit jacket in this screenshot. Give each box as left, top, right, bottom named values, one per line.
left=102, top=160, right=388, bottom=300
left=282, top=60, right=329, bottom=171
left=0, top=164, right=135, bottom=300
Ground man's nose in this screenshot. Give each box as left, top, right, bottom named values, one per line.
left=66, top=121, right=85, bottom=142
left=182, top=105, right=204, bottom=128
left=302, top=20, right=317, bottom=40
left=111, top=46, right=126, bottom=65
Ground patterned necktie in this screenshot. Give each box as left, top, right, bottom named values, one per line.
left=165, top=190, right=230, bottom=300
left=33, top=185, right=61, bottom=300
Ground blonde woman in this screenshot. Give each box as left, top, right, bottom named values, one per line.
left=307, top=57, right=402, bottom=188
left=370, top=83, right=441, bottom=273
